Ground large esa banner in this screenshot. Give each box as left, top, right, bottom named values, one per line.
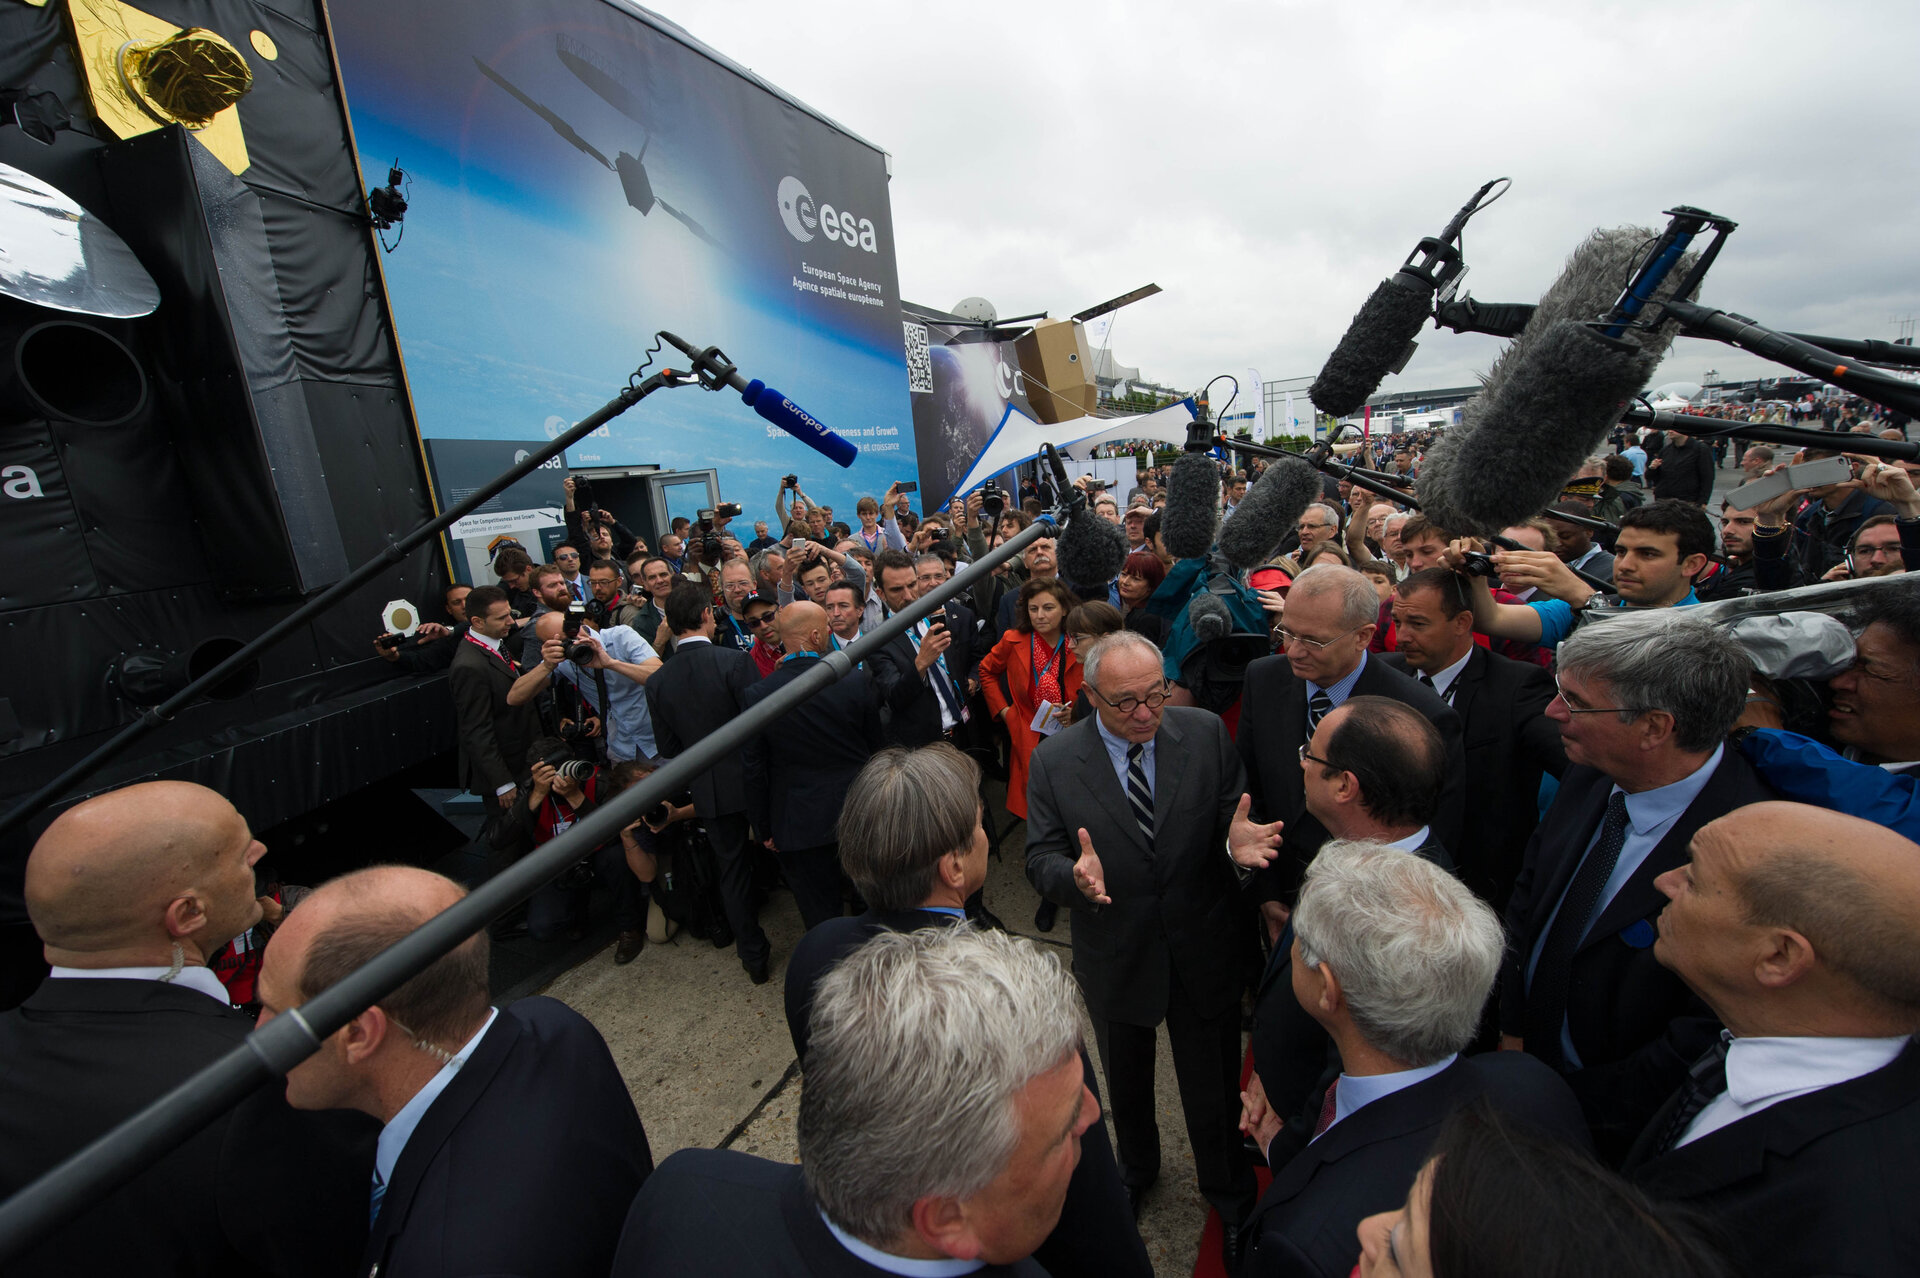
left=329, top=0, right=922, bottom=518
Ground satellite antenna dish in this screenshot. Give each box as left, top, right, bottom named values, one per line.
left=951, top=296, right=997, bottom=324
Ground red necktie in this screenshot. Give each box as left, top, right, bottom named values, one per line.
left=1312, top=1079, right=1340, bottom=1138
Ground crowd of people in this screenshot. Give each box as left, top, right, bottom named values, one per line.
left=4, top=390, right=1918, bottom=1277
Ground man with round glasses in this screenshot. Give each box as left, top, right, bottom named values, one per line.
left=1026, top=631, right=1283, bottom=1267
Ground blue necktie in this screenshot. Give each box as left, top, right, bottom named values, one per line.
left=369, top=1168, right=386, bottom=1228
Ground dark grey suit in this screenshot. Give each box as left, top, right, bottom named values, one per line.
left=1026, top=707, right=1256, bottom=1225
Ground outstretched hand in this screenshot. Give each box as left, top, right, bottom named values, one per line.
left=1072, top=828, right=1111, bottom=905
left=1227, top=793, right=1282, bottom=869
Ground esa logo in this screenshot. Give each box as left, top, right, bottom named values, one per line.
left=776, top=175, right=877, bottom=253
left=3, top=465, right=44, bottom=499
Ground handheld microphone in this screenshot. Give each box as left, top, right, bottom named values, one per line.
left=1308, top=178, right=1510, bottom=417
left=1415, top=225, right=1695, bottom=537
left=1417, top=320, right=1647, bottom=537
left=1055, top=504, right=1130, bottom=591
left=1218, top=456, right=1322, bottom=571
left=1188, top=592, right=1233, bottom=644
left=1160, top=452, right=1222, bottom=560
left=657, top=331, right=859, bottom=468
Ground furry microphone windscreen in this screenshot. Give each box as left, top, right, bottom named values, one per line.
left=1309, top=275, right=1434, bottom=418
left=1416, top=226, right=1698, bottom=538
left=1161, top=453, right=1223, bottom=560
left=1219, top=458, right=1322, bottom=571
left=1416, top=320, right=1646, bottom=537
left=1055, top=507, right=1130, bottom=590
left=1188, top=592, right=1233, bottom=644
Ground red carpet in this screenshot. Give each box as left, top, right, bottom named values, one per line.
left=1190, top=1044, right=1273, bottom=1278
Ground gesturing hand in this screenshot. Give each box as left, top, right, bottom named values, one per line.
left=1227, top=793, right=1282, bottom=870
left=1072, top=828, right=1111, bottom=905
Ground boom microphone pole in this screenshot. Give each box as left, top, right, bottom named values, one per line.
left=0, top=446, right=1088, bottom=1264
left=1619, top=402, right=1920, bottom=462
left=1659, top=300, right=1920, bottom=420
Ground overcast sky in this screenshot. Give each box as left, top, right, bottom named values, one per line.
left=658, top=0, right=1920, bottom=409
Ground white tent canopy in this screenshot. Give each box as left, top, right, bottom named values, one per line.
left=948, top=399, right=1198, bottom=498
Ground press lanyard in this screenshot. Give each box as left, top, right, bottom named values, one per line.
left=1030, top=633, right=1064, bottom=693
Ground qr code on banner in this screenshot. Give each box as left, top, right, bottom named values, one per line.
left=903, top=321, right=933, bottom=394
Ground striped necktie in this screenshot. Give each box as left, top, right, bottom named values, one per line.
left=369, top=1167, right=386, bottom=1228
left=1307, top=690, right=1335, bottom=730
left=1657, top=1035, right=1733, bottom=1152
left=1125, top=743, right=1153, bottom=843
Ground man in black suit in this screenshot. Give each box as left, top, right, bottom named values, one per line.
left=866, top=548, right=982, bottom=747
left=1239, top=565, right=1465, bottom=937
left=1240, top=841, right=1588, bottom=1278
left=448, top=585, right=546, bottom=821
left=782, top=743, right=1151, bottom=1278
left=741, top=601, right=884, bottom=931
left=1249, top=697, right=1456, bottom=1121
left=1625, top=802, right=1920, bottom=1278
left=1500, top=612, right=1772, bottom=1162
left=1027, top=632, right=1282, bottom=1261
left=0, top=782, right=376, bottom=1276
left=616, top=927, right=1097, bottom=1278
left=1387, top=566, right=1566, bottom=912
left=257, top=865, right=651, bottom=1278
left=646, top=581, right=772, bottom=980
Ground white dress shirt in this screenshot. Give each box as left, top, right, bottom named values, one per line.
left=819, top=1212, right=984, bottom=1277
left=48, top=963, right=231, bottom=1005
left=1679, top=1033, right=1910, bottom=1147
left=1422, top=647, right=1474, bottom=702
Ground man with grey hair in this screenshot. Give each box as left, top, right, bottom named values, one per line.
left=781, top=744, right=1151, bottom=1278
left=617, top=927, right=1100, bottom=1276
left=1027, top=630, right=1282, bottom=1261
left=1500, top=612, right=1774, bottom=1163
left=1238, top=840, right=1587, bottom=1278
left=1239, top=565, right=1464, bottom=941
left=1277, top=502, right=1343, bottom=576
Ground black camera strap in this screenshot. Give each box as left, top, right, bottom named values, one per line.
left=592, top=665, right=615, bottom=749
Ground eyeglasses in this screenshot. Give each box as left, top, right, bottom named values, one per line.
left=1297, top=743, right=1333, bottom=768
left=1091, top=681, right=1171, bottom=715
left=555, top=552, right=581, bottom=561
left=1552, top=676, right=1640, bottom=715
left=745, top=613, right=774, bottom=629
left=1275, top=624, right=1361, bottom=651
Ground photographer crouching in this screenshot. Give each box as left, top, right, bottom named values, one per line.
left=490, top=740, right=659, bottom=962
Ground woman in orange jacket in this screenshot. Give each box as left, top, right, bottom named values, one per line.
left=978, top=577, right=1083, bottom=821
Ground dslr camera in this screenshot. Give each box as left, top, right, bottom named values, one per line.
left=561, top=603, right=598, bottom=665
left=980, top=479, right=1006, bottom=520
left=538, top=747, right=596, bottom=783
left=1457, top=551, right=1499, bottom=579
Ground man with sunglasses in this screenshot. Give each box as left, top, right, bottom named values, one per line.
left=1498, top=613, right=1772, bottom=1164
left=1238, top=566, right=1465, bottom=941
left=1026, top=631, right=1282, bottom=1268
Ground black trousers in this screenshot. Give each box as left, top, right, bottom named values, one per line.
left=775, top=842, right=846, bottom=932
left=704, top=813, right=769, bottom=967
left=1092, top=978, right=1255, bottom=1227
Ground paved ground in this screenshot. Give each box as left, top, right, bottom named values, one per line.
left=544, top=777, right=1213, bottom=1278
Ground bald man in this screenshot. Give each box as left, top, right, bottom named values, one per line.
left=741, top=602, right=885, bottom=929
left=1626, top=803, right=1920, bottom=1278
left=256, top=865, right=651, bottom=1278
left=0, top=782, right=376, bottom=1277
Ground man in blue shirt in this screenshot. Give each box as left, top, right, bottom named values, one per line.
left=1447, top=501, right=1715, bottom=651
left=508, top=611, right=663, bottom=763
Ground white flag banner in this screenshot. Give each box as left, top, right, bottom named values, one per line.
left=1082, top=315, right=1115, bottom=349
left=1285, top=390, right=1299, bottom=441
left=1245, top=368, right=1265, bottom=441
